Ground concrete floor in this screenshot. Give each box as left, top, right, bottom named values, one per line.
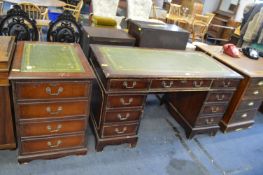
left=0, top=95, right=263, bottom=175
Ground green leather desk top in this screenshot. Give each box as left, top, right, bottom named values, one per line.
left=21, top=43, right=84, bottom=73
left=90, top=45, right=242, bottom=78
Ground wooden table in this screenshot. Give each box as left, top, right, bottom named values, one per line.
left=9, top=42, right=95, bottom=163
left=4, top=0, right=66, bottom=7
left=0, top=36, right=16, bottom=150
left=196, top=44, right=263, bottom=132
left=89, top=45, right=242, bottom=151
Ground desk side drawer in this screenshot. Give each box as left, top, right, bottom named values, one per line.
left=16, top=81, right=90, bottom=100
left=21, top=134, right=85, bottom=154
left=18, top=101, right=89, bottom=119
left=20, top=119, right=86, bottom=137
left=230, top=110, right=257, bottom=123
left=104, top=110, right=142, bottom=123
left=196, top=116, right=221, bottom=127
left=211, top=79, right=240, bottom=89
left=243, top=88, right=263, bottom=100
left=237, top=99, right=262, bottom=111
left=106, top=95, right=145, bottom=108
left=200, top=104, right=227, bottom=115
left=206, top=92, right=233, bottom=103
left=102, top=124, right=138, bottom=138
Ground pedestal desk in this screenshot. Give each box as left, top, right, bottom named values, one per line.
left=89, top=45, right=242, bottom=151
left=9, top=42, right=95, bottom=163
left=0, top=36, right=16, bottom=150
left=196, top=44, right=263, bottom=132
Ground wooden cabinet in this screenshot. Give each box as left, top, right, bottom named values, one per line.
left=9, top=42, right=95, bottom=163
left=0, top=36, right=16, bottom=150
left=89, top=45, right=242, bottom=151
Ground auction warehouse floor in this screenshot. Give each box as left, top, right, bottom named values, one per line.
left=0, top=95, right=263, bottom=175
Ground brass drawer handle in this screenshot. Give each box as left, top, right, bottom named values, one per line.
left=205, top=118, right=214, bottom=125
left=193, top=81, right=203, bottom=88
left=123, top=81, right=137, bottom=89
left=120, top=98, right=133, bottom=106
left=257, top=81, right=263, bottom=86
left=248, top=102, right=254, bottom=106
left=46, top=124, right=62, bottom=133
left=211, top=106, right=220, bottom=113
left=216, top=94, right=225, bottom=101
left=253, top=90, right=259, bottom=95
left=162, top=81, right=173, bottom=88
left=46, top=87, right=63, bottom=96
left=47, top=140, right=62, bottom=148
left=46, top=106, right=63, bottom=115
left=241, top=113, right=248, bottom=118
left=223, top=81, right=231, bottom=88
left=115, top=127, right=127, bottom=134
left=117, top=113, right=130, bottom=121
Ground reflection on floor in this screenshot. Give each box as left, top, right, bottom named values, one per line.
left=0, top=95, right=262, bottom=175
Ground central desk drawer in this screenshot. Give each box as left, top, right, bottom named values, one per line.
left=20, top=119, right=86, bottom=137
left=106, top=95, right=145, bottom=108
left=206, top=92, right=233, bottom=103
left=104, top=110, right=142, bottom=123
left=200, top=104, right=227, bottom=115
left=18, top=101, right=89, bottom=119
left=16, top=81, right=90, bottom=100
left=21, top=134, right=85, bottom=154
left=102, top=124, right=138, bottom=138
left=151, top=79, right=211, bottom=89
left=109, top=79, right=149, bottom=91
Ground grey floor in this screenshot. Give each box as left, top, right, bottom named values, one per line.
left=0, top=95, right=263, bottom=175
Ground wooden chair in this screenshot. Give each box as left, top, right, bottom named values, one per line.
left=177, top=18, right=189, bottom=31
left=192, top=2, right=203, bottom=16
left=190, top=14, right=209, bottom=42
left=63, top=0, right=83, bottom=21
left=205, top=13, right=215, bottom=24
left=166, top=3, right=181, bottom=24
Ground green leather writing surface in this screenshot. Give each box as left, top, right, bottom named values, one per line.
left=21, top=43, right=84, bottom=73
left=98, top=46, right=236, bottom=77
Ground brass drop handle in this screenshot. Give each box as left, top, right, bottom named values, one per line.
left=253, top=90, right=259, bottom=95
left=47, top=140, right=62, bottom=148
left=46, top=124, right=62, bottom=133
left=46, top=106, right=63, bottom=115
left=258, top=81, right=263, bottom=86
left=216, top=94, right=225, bottom=101
left=46, top=87, right=63, bottom=96
left=117, top=113, right=130, bottom=121
left=123, top=81, right=137, bottom=89
left=162, top=81, right=173, bottom=88
left=223, top=81, right=231, bottom=88
left=205, top=118, right=214, bottom=125
left=120, top=98, right=133, bottom=106
left=248, top=102, right=254, bottom=106
left=193, top=81, right=203, bottom=88
left=115, top=127, right=127, bottom=134
left=211, top=106, right=220, bottom=113
left=241, top=113, right=248, bottom=118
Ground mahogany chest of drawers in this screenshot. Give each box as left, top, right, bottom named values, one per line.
left=0, top=36, right=16, bottom=150
left=128, top=20, right=189, bottom=50
left=196, top=44, right=263, bottom=132
left=9, top=42, right=94, bottom=163
left=89, top=45, right=242, bottom=151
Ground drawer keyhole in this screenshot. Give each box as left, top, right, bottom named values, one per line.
left=46, top=106, right=63, bottom=115
left=120, top=98, right=133, bottom=106
left=46, top=124, right=62, bottom=133
left=46, top=87, right=63, bottom=96
left=115, top=127, right=127, bottom=134
left=117, top=113, right=130, bottom=121
left=162, top=81, right=173, bottom=88
left=47, top=140, right=62, bottom=148
left=123, top=81, right=137, bottom=89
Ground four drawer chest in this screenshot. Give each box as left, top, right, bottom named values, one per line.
left=9, top=42, right=95, bottom=163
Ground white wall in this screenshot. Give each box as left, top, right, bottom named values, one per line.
left=235, top=0, right=255, bottom=21
left=203, top=0, right=220, bottom=14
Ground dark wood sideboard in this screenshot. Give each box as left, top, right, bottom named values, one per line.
left=9, top=42, right=95, bottom=163
left=0, top=36, right=16, bottom=150
left=89, top=45, right=242, bottom=151
left=196, top=44, right=263, bottom=132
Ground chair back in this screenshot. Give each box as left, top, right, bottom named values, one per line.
left=0, top=5, right=39, bottom=41
left=47, top=11, right=82, bottom=43
left=127, top=0, right=153, bottom=20
left=18, top=3, right=46, bottom=20
left=92, top=0, right=119, bottom=18
left=72, top=0, right=83, bottom=20
left=167, top=3, right=181, bottom=19
left=205, top=12, right=215, bottom=24
left=177, top=18, right=189, bottom=31
left=193, top=14, right=209, bottom=24
left=192, top=2, right=203, bottom=16
left=191, top=19, right=208, bottom=42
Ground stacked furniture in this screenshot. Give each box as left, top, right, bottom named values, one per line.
left=9, top=42, right=94, bottom=163
left=0, top=36, right=16, bottom=150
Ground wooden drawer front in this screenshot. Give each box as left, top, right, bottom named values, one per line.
left=196, top=116, right=221, bottom=127
left=16, top=82, right=90, bottom=100
left=206, top=92, right=233, bottom=103
left=243, top=88, right=263, bottom=100
left=20, top=119, right=86, bottom=137
left=104, top=110, right=142, bottom=123
left=102, top=124, right=138, bottom=138
left=107, top=95, right=145, bottom=108
left=151, top=79, right=211, bottom=89
left=19, top=101, right=88, bottom=119
left=237, top=99, right=262, bottom=111
left=201, top=104, right=227, bottom=115
left=211, top=79, right=240, bottom=89
left=230, top=110, right=257, bottom=123
left=249, top=78, right=263, bottom=88
left=21, top=134, right=85, bottom=153
left=109, top=79, right=149, bottom=91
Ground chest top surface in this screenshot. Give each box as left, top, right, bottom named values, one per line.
left=90, top=45, right=242, bottom=79
left=9, top=42, right=95, bottom=80
left=0, top=36, right=16, bottom=72
left=196, top=44, right=263, bottom=77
